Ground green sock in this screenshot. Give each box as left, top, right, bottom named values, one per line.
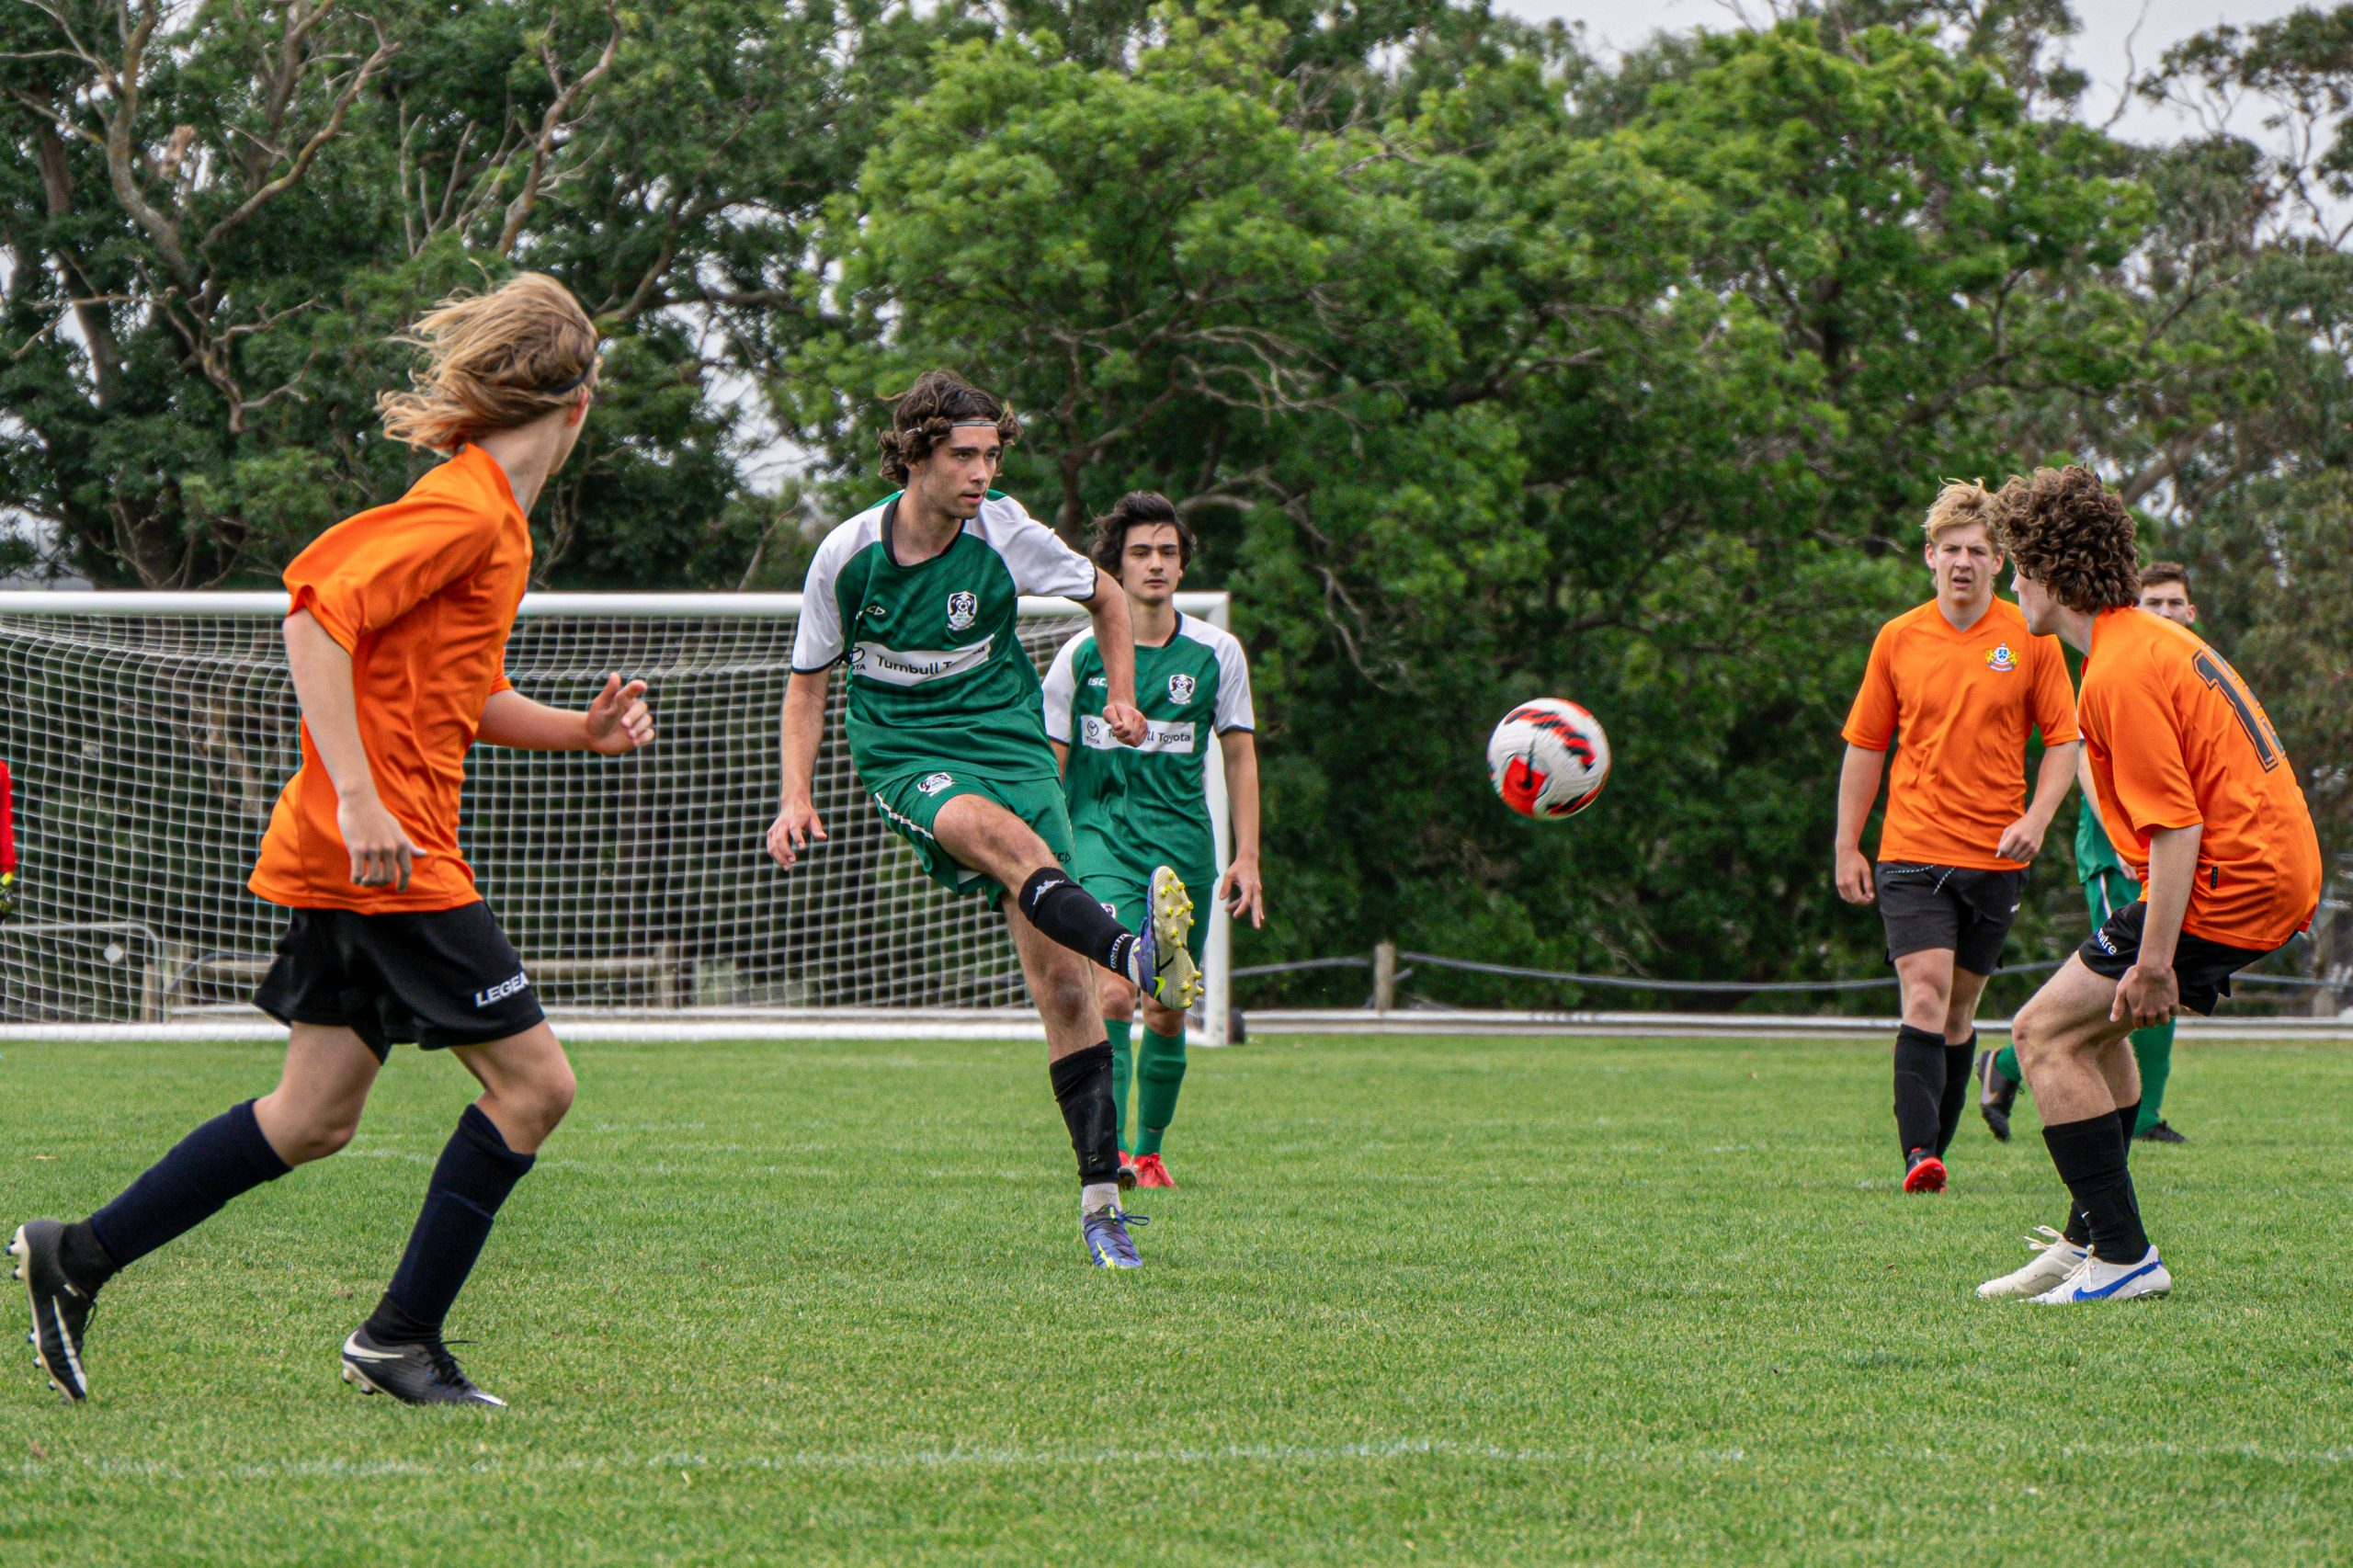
left=1132, top=1027, right=1188, bottom=1158
left=2131, top=1020, right=2176, bottom=1134
left=1993, top=1044, right=2021, bottom=1085
left=1107, top=1018, right=1133, bottom=1155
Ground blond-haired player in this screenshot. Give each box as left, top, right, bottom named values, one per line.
left=1836, top=481, right=2081, bottom=1193
left=12, top=274, right=654, bottom=1408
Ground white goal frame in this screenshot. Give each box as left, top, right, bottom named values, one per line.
left=0, top=590, right=1234, bottom=1045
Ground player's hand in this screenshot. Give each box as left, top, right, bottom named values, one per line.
left=585, top=674, right=655, bottom=755
left=1835, top=846, right=1875, bottom=905
left=338, top=794, right=426, bottom=892
left=1995, top=815, right=2046, bottom=863
left=767, top=797, right=826, bottom=869
left=1220, top=857, right=1266, bottom=928
left=1103, top=699, right=1148, bottom=747
left=2112, top=961, right=2180, bottom=1028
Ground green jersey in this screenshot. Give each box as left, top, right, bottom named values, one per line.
left=2075, top=793, right=2127, bottom=884
left=794, top=494, right=1098, bottom=783
left=1042, top=612, right=1255, bottom=877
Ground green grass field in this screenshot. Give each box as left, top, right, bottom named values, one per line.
left=6, top=1031, right=2351, bottom=1564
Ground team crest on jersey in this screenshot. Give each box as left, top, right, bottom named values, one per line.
left=1984, top=642, right=2018, bottom=673
left=917, top=772, right=954, bottom=796
left=1167, top=673, right=1196, bottom=704
left=946, top=591, right=978, bottom=631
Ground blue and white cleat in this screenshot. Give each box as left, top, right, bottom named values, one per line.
left=2029, top=1245, right=2172, bottom=1303
left=1081, top=1204, right=1147, bottom=1269
left=1131, top=866, right=1202, bottom=1012
left=1975, top=1226, right=2088, bottom=1299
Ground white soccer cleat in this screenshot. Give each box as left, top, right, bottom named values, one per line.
left=1139, top=866, right=1202, bottom=1012
left=2029, top=1245, right=2172, bottom=1304
left=1975, top=1226, right=2089, bottom=1300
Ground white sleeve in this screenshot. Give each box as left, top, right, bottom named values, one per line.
left=1040, top=635, right=1085, bottom=744
left=1212, top=631, right=1256, bottom=733
left=991, top=499, right=1099, bottom=599
left=790, top=530, right=850, bottom=671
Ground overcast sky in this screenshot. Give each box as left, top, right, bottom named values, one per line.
left=1498, top=0, right=2313, bottom=144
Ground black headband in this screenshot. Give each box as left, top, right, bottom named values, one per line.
left=540, top=363, right=595, bottom=397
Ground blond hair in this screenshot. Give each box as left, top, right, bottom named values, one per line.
left=1923, top=479, right=1998, bottom=546
left=377, top=273, right=598, bottom=453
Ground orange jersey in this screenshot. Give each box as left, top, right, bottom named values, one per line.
left=248, top=445, right=531, bottom=912
left=2078, top=607, right=2320, bottom=950
left=1841, top=597, right=2080, bottom=871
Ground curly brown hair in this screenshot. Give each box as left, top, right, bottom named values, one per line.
left=1088, top=491, right=1195, bottom=574
left=1990, top=465, right=2141, bottom=612
left=877, top=369, right=1020, bottom=485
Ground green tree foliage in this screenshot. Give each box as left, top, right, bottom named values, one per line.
left=3, top=0, right=2342, bottom=1000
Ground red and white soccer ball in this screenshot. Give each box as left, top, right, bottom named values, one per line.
left=1487, top=699, right=1611, bottom=820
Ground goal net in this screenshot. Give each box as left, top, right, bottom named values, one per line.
left=0, top=592, right=1233, bottom=1041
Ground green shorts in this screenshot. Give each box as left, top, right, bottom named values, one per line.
left=869, top=767, right=1075, bottom=907
left=1072, top=851, right=1215, bottom=966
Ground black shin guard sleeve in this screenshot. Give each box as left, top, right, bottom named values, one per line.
left=372, top=1104, right=536, bottom=1339
left=1017, top=869, right=1135, bottom=975
left=1049, top=1041, right=1122, bottom=1186
left=1892, top=1025, right=1947, bottom=1157
left=1934, top=1037, right=1975, bottom=1156
left=85, top=1098, right=291, bottom=1278
left=2042, top=1112, right=2151, bottom=1262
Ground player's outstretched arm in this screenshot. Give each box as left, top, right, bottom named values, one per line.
left=767, top=667, right=830, bottom=869
left=478, top=676, right=655, bottom=754
left=284, top=609, right=426, bottom=891
left=2115, top=822, right=2201, bottom=1028
left=1997, top=739, right=2080, bottom=863
left=1217, top=728, right=1265, bottom=927
left=1833, top=744, right=1886, bottom=904
left=1081, top=566, right=1148, bottom=746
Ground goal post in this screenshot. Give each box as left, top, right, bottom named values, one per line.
left=0, top=590, right=1234, bottom=1043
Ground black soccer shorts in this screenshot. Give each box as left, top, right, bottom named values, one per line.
left=2077, top=899, right=2276, bottom=1017
left=253, top=902, right=545, bottom=1062
left=1874, top=862, right=2027, bottom=975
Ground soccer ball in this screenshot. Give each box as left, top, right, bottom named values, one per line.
left=1487, top=699, right=1610, bottom=819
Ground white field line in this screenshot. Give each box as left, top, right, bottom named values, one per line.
left=13, top=1438, right=1744, bottom=1483
left=15, top=1439, right=2353, bottom=1485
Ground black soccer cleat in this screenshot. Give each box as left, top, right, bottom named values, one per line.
left=11, top=1221, right=95, bottom=1403
left=1976, top=1049, right=2018, bottom=1142
left=2135, top=1119, right=2188, bottom=1144
left=340, top=1326, right=507, bottom=1408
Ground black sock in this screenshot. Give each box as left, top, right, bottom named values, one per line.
left=83, top=1099, right=290, bottom=1281
left=1048, top=1041, right=1122, bottom=1187
left=1892, top=1024, right=1947, bottom=1157
left=2114, top=1100, right=2140, bottom=1152
left=1017, top=869, right=1136, bottom=977
left=2041, top=1112, right=2152, bottom=1262
left=1934, top=1035, right=1976, bottom=1156
left=367, top=1105, right=535, bottom=1342
left=2062, top=1208, right=2090, bottom=1248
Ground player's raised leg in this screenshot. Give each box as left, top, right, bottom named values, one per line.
left=342, top=1023, right=574, bottom=1407
left=12, top=1024, right=374, bottom=1402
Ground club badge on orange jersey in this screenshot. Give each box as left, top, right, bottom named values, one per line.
left=1984, top=642, right=2018, bottom=673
